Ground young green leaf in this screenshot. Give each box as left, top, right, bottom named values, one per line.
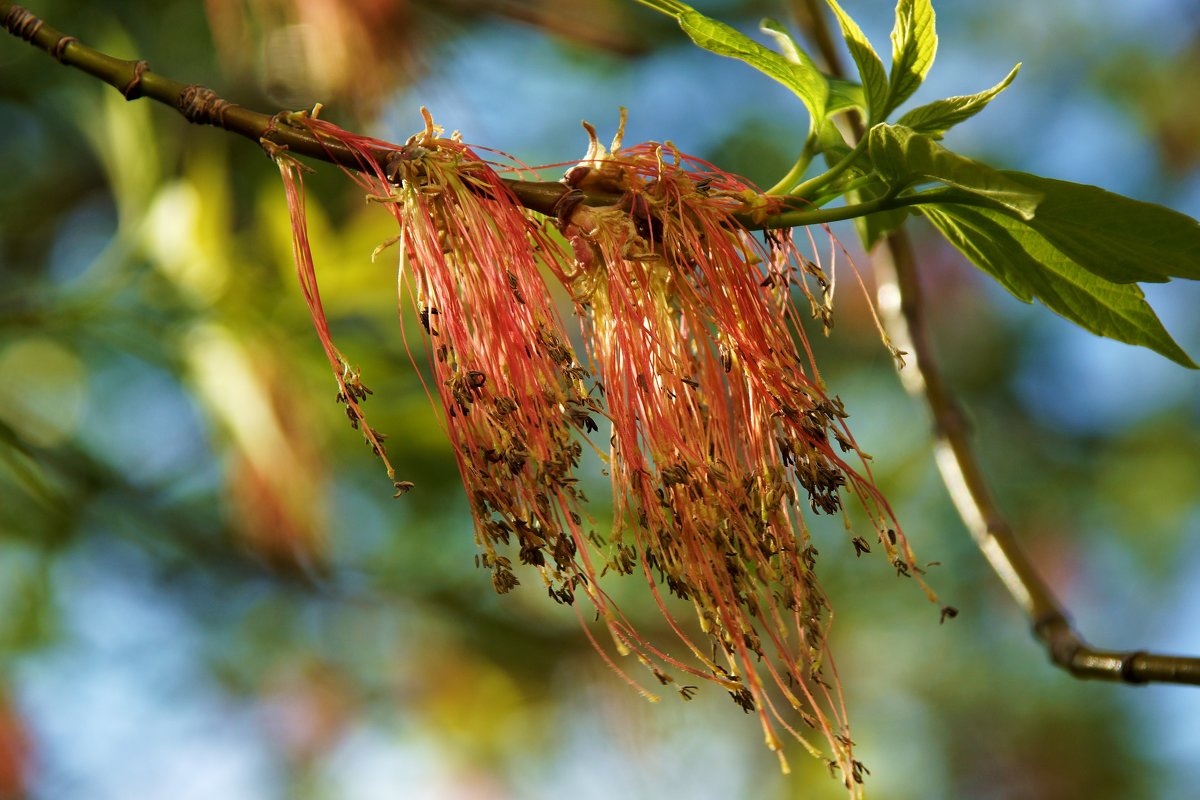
left=814, top=120, right=904, bottom=246
left=827, top=77, right=866, bottom=115
left=869, top=124, right=1041, bottom=218
left=921, top=204, right=1196, bottom=368
left=817, top=117, right=853, bottom=162
left=760, top=18, right=820, bottom=69
left=824, top=0, right=888, bottom=123
left=887, top=0, right=938, bottom=117
left=660, top=9, right=829, bottom=130
left=897, top=64, right=1021, bottom=138
left=994, top=171, right=1200, bottom=284
left=762, top=18, right=867, bottom=117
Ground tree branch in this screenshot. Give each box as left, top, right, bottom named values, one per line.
left=873, top=232, right=1200, bottom=684
left=0, top=4, right=578, bottom=212
left=797, top=0, right=1200, bottom=686
left=1, top=1, right=882, bottom=231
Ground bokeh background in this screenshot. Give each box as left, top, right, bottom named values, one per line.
left=2, top=1, right=1199, bottom=797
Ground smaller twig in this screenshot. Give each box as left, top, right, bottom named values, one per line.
left=789, top=137, right=868, bottom=199
left=795, top=1, right=1200, bottom=687
left=874, top=232, right=1200, bottom=685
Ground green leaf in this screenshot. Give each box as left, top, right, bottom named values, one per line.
left=670, top=10, right=829, bottom=129
left=869, top=124, right=1042, bottom=218
left=887, top=0, right=937, bottom=117
left=994, top=171, right=1200, bottom=284
left=815, top=120, right=903, bottom=247
left=761, top=16, right=864, bottom=116
left=827, top=78, right=866, bottom=115
left=817, top=118, right=853, bottom=163
left=921, top=204, right=1196, bottom=368
left=897, top=64, right=1021, bottom=138
left=824, top=0, right=888, bottom=122
left=759, top=18, right=821, bottom=70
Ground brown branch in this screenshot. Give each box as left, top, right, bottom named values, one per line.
left=797, top=0, right=1200, bottom=686
left=3, top=2, right=876, bottom=231
left=0, top=2, right=588, bottom=216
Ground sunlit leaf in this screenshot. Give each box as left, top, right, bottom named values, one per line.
left=887, top=0, right=938, bottom=116
left=922, top=204, right=1197, bottom=367
left=869, top=124, right=1041, bottom=218
left=997, top=171, right=1200, bottom=283
left=759, top=17, right=821, bottom=71
left=827, top=77, right=866, bottom=115
left=897, top=63, right=1021, bottom=138
left=824, top=0, right=888, bottom=122
left=674, top=10, right=829, bottom=129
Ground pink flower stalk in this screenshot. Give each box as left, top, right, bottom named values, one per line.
left=554, top=118, right=929, bottom=785
left=275, top=151, right=397, bottom=489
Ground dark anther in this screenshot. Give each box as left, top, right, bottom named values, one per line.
left=518, top=543, right=544, bottom=567
left=3, top=6, right=43, bottom=42
left=120, top=59, right=150, bottom=100
left=728, top=687, right=756, bottom=713
left=940, top=605, right=959, bottom=624
left=625, top=193, right=664, bottom=242
left=51, top=35, right=77, bottom=63
left=419, top=305, right=440, bottom=334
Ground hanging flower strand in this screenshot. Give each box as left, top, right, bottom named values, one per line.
left=268, top=107, right=934, bottom=795
left=277, top=110, right=623, bottom=615
left=271, top=142, right=402, bottom=493
left=554, top=111, right=935, bottom=786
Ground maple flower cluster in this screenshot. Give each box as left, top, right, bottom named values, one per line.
left=272, top=110, right=929, bottom=790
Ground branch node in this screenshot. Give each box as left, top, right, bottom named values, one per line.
left=1120, top=651, right=1150, bottom=685
left=552, top=188, right=586, bottom=226
left=177, top=84, right=233, bottom=127
left=50, top=34, right=75, bottom=62
left=121, top=59, right=149, bottom=100
left=2, top=5, right=42, bottom=42
left=259, top=138, right=288, bottom=161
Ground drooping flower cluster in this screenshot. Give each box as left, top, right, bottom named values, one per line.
left=272, top=109, right=931, bottom=793
left=280, top=110, right=603, bottom=607
left=549, top=119, right=931, bottom=782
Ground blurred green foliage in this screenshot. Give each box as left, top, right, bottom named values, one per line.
left=1, top=1, right=1198, bottom=798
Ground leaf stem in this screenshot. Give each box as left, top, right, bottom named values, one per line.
left=759, top=188, right=966, bottom=228
left=631, top=0, right=690, bottom=18
left=764, top=134, right=817, bottom=195
left=789, top=135, right=868, bottom=199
